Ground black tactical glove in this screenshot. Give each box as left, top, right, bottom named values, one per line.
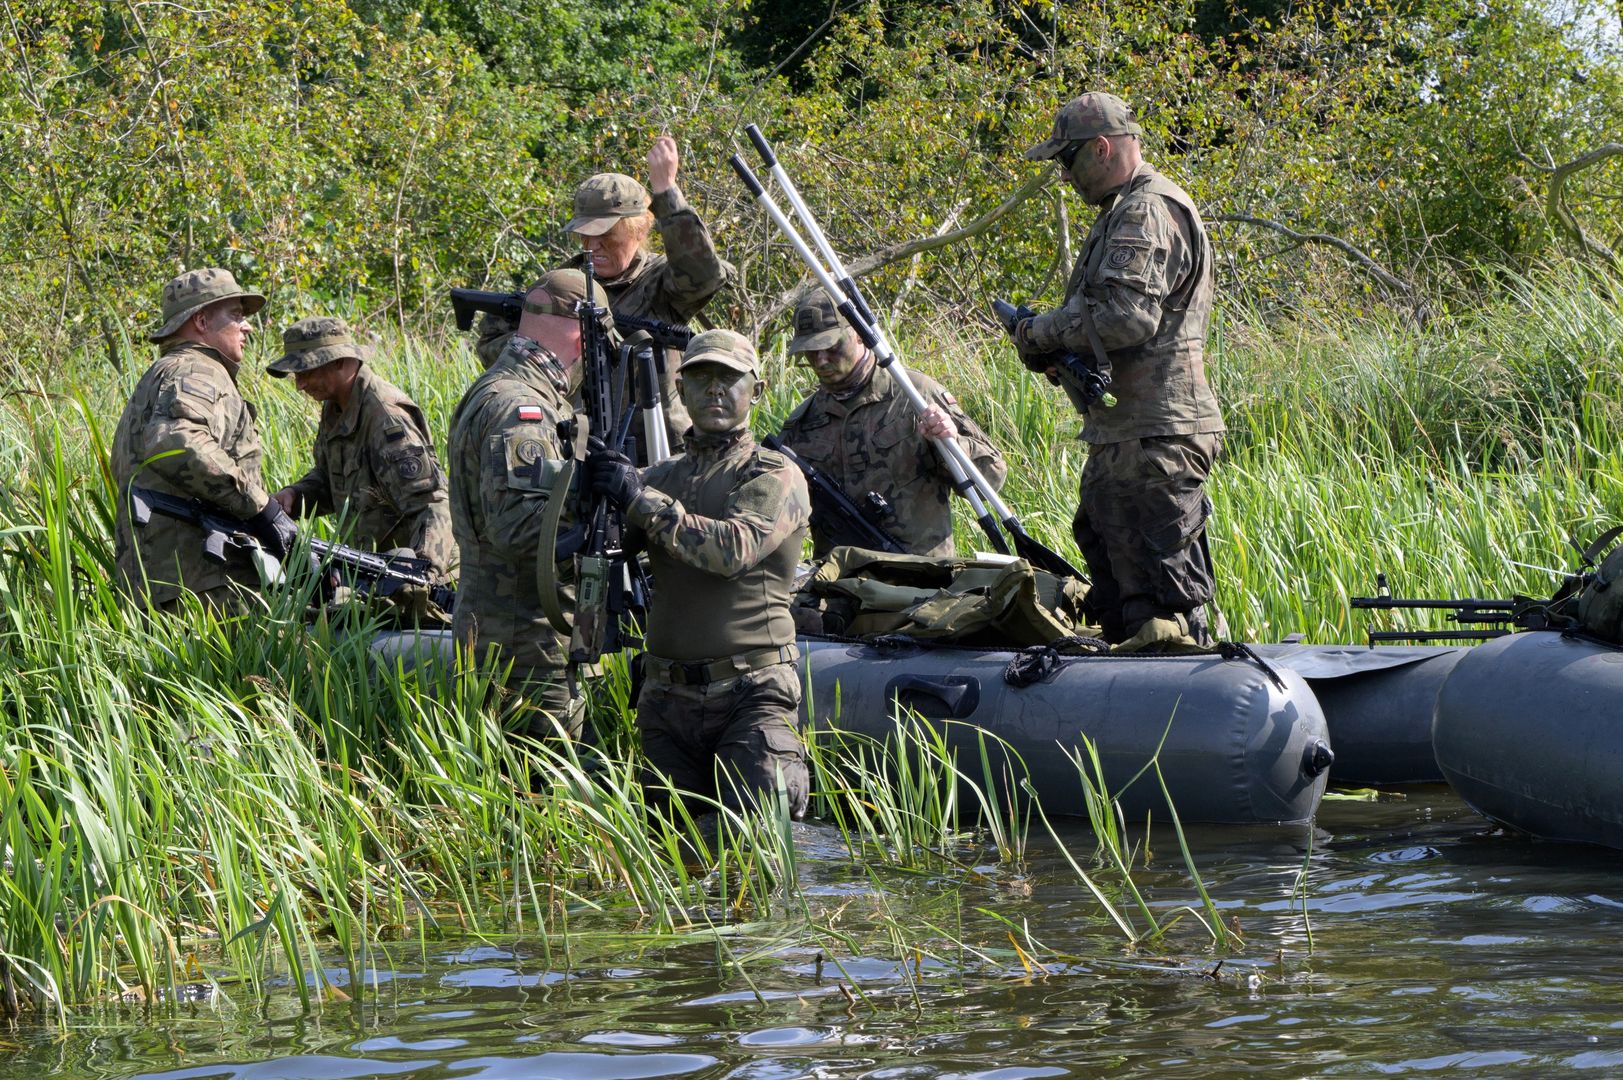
left=584, top=448, right=642, bottom=511
left=248, top=498, right=299, bottom=560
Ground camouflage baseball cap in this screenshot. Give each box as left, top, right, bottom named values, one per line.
left=267, top=316, right=364, bottom=377
left=565, top=173, right=652, bottom=236
left=1025, top=92, right=1144, bottom=161
left=521, top=269, right=612, bottom=319
left=678, top=329, right=759, bottom=376
left=147, top=268, right=266, bottom=342
left=786, top=290, right=848, bottom=354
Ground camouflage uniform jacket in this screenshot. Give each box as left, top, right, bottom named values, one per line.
left=111, top=342, right=270, bottom=606
left=566, top=184, right=734, bottom=444
left=284, top=365, right=456, bottom=579
left=446, top=335, right=579, bottom=675
left=778, top=363, right=1006, bottom=558
left=625, top=428, right=811, bottom=663
left=1020, top=163, right=1224, bottom=445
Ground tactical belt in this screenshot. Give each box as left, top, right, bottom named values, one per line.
left=643, top=643, right=800, bottom=687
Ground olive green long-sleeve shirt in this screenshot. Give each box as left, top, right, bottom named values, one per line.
left=625, top=428, right=810, bottom=663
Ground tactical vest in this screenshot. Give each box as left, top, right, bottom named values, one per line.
left=1072, top=166, right=1224, bottom=445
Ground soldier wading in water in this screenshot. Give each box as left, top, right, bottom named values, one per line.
left=112, top=268, right=298, bottom=613
left=584, top=330, right=814, bottom=818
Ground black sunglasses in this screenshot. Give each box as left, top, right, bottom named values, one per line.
left=1056, top=138, right=1094, bottom=172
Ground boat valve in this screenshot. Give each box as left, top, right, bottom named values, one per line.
left=1301, top=740, right=1335, bottom=778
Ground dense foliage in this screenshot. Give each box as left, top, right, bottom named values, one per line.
left=3, top=0, right=1621, bottom=370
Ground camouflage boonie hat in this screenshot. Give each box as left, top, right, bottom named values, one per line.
left=786, top=290, right=847, bottom=354
left=565, top=173, right=652, bottom=236
left=147, top=268, right=266, bottom=342
left=267, top=316, right=364, bottom=377
left=678, top=328, right=759, bottom=376
left=1025, top=92, right=1144, bottom=161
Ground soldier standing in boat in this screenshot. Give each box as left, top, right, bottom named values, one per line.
left=1012, top=92, right=1226, bottom=652
left=111, top=268, right=298, bottom=613
left=777, top=289, right=1006, bottom=558
left=478, top=134, right=732, bottom=454
left=447, top=269, right=609, bottom=739
left=583, top=329, right=813, bottom=818
left=268, top=316, right=456, bottom=582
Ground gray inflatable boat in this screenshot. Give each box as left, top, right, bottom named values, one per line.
left=800, top=637, right=1332, bottom=825
left=1434, top=630, right=1623, bottom=850
left=373, top=630, right=1333, bottom=825
left=1250, top=643, right=1467, bottom=785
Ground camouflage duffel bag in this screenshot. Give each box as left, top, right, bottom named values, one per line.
left=792, top=546, right=1094, bottom=647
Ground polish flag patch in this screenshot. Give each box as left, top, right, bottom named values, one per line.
left=517, top=405, right=544, bottom=421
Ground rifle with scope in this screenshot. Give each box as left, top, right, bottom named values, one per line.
left=1350, top=572, right=1576, bottom=644
left=532, top=265, right=650, bottom=671
left=761, top=435, right=906, bottom=555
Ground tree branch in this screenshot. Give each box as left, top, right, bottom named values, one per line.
left=756, top=169, right=1055, bottom=328
left=1529, top=142, right=1623, bottom=265
left=1208, top=213, right=1413, bottom=297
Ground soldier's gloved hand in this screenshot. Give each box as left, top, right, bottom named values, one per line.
left=248, top=498, right=299, bottom=560
left=584, top=448, right=642, bottom=511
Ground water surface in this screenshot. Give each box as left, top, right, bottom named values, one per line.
left=9, top=789, right=1623, bottom=1078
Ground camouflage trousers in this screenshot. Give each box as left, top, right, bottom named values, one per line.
left=636, top=662, right=809, bottom=819
left=1073, top=433, right=1222, bottom=644
left=153, top=583, right=251, bottom=617
left=502, top=664, right=586, bottom=743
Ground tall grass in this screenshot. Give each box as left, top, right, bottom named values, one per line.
left=2, top=263, right=1621, bottom=1017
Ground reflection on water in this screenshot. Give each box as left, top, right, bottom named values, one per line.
left=10, top=788, right=1623, bottom=1079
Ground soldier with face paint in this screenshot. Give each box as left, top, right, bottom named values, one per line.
left=1015, top=92, right=1226, bottom=652
left=585, top=329, right=813, bottom=819
left=778, top=290, right=1006, bottom=558
left=112, top=268, right=295, bottom=613
left=446, top=269, right=610, bottom=739
left=268, top=317, right=455, bottom=581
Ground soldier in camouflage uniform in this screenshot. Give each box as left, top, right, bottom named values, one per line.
left=112, top=268, right=298, bottom=612
left=586, top=330, right=813, bottom=818
left=447, top=269, right=610, bottom=737
left=268, top=316, right=456, bottom=581
left=567, top=135, right=733, bottom=448
left=1015, top=92, right=1225, bottom=651
left=779, top=290, right=1006, bottom=558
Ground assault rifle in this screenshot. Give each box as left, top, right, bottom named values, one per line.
left=127, top=485, right=456, bottom=612
left=761, top=435, right=906, bottom=555
left=448, top=287, right=694, bottom=351
left=1349, top=571, right=1583, bottom=644
left=534, top=264, right=649, bottom=670
left=992, top=299, right=1117, bottom=410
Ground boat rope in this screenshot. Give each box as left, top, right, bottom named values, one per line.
left=1215, top=641, right=1288, bottom=691
left=1002, top=636, right=1112, bottom=687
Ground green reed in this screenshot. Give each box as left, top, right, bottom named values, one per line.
left=3, top=263, right=1622, bottom=1015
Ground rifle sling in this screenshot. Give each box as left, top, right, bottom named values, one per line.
left=1075, top=293, right=1114, bottom=384
left=536, top=420, right=590, bottom=636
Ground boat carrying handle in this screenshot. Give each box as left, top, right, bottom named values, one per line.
left=886, top=675, right=981, bottom=720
